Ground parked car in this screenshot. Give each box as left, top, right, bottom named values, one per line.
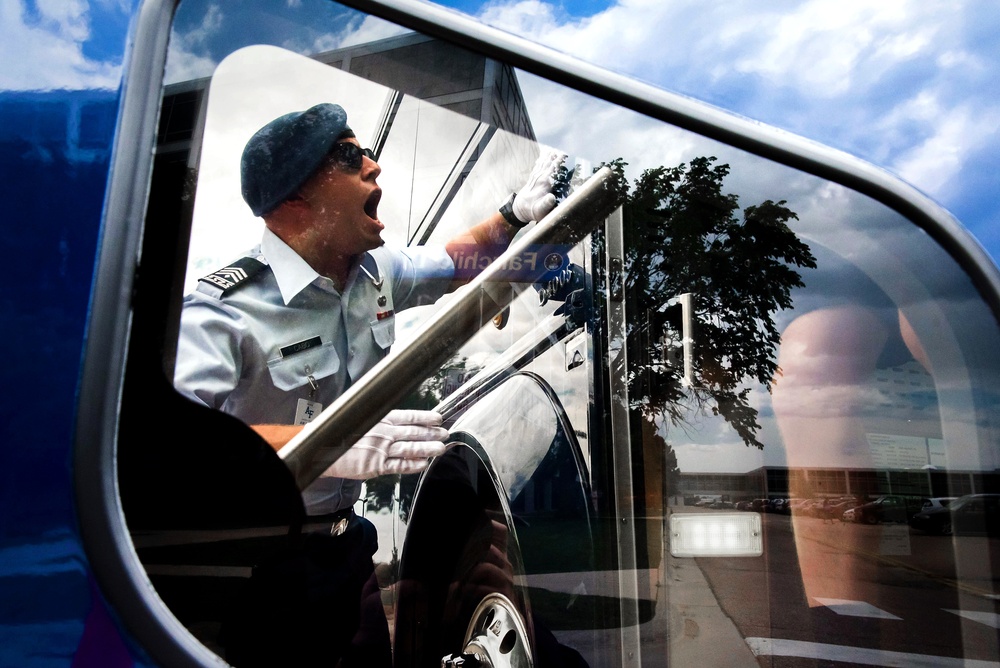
left=787, top=499, right=810, bottom=514
left=909, top=494, right=1000, bottom=535
left=751, top=498, right=771, bottom=512
left=844, top=496, right=924, bottom=524
left=815, top=498, right=860, bottom=521
left=799, top=499, right=831, bottom=518
left=921, top=497, right=958, bottom=512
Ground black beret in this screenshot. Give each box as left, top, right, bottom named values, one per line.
left=240, top=103, right=354, bottom=217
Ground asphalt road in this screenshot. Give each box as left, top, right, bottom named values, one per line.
left=695, top=512, right=1000, bottom=667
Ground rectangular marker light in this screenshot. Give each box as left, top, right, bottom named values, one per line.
left=669, top=513, right=763, bottom=557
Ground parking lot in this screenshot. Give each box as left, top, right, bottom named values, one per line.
left=694, top=510, right=1000, bottom=666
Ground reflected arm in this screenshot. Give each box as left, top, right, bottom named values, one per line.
left=444, top=212, right=521, bottom=288
left=444, top=150, right=566, bottom=288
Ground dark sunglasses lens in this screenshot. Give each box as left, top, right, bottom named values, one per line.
left=328, top=144, right=375, bottom=171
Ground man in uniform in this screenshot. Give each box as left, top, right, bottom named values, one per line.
left=174, top=104, right=565, bottom=665
left=174, top=102, right=564, bottom=515
left=172, top=102, right=563, bottom=665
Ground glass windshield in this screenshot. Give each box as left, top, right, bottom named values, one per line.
left=119, top=0, right=1000, bottom=665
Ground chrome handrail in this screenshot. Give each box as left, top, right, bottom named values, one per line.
left=279, top=166, right=619, bottom=490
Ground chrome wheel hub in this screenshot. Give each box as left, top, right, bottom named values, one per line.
left=441, top=593, right=532, bottom=668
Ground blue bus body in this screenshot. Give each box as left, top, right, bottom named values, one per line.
left=0, top=84, right=143, bottom=665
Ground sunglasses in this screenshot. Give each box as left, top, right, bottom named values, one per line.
left=325, top=142, right=376, bottom=172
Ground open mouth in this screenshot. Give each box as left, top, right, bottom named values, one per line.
left=364, top=189, right=381, bottom=220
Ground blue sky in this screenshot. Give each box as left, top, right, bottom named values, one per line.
left=3, top=0, right=998, bottom=266
left=430, top=0, right=1000, bottom=265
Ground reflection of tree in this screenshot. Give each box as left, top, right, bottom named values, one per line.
left=363, top=475, right=398, bottom=513
left=601, top=156, right=816, bottom=450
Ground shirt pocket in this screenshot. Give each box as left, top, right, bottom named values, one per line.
left=266, top=340, right=340, bottom=391
left=370, top=316, right=395, bottom=350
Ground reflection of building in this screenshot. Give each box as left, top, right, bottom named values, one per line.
left=314, top=33, right=534, bottom=139
left=675, top=361, right=973, bottom=502
left=159, top=32, right=534, bottom=148
left=872, top=360, right=937, bottom=415
left=679, top=466, right=1000, bottom=502
left=156, top=32, right=535, bottom=233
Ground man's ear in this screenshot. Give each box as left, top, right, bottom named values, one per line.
left=280, top=195, right=310, bottom=214
left=265, top=196, right=310, bottom=230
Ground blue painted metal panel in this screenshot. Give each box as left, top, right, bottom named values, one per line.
left=0, top=88, right=150, bottom=666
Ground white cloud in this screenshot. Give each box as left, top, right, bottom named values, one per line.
left=893, top=105, right=1000, bottom=197
left=470, top=0, right=1000, bottom=251
left=478, top=0, right=561, bottom=35
left=164, top=10, right=411, bottom=85
left=93, top=0, right=130, bottom=13
left=163, top=4, right=224, bottom=84
left=181, top=3, right=224, bottom=48
left=0, top=0, right=121, bottom=90
left=163, top=48, right=218, bottom=86
left=730, top=0, right=936, bottom=95
left=517, top=71, right=701, bottom=179
left=484, top=0, right=944, bottom=97
left=34, top=0, right=90, bottom=41
left=305, top=14, right=409, bottom=54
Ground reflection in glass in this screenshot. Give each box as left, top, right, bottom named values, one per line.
left=128, top=0, right=1000, bottom=665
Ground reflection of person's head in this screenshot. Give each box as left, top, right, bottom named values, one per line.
left=241, top=103, right=385, bottom=261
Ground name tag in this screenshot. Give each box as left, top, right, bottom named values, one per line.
left=281, top=336, right=322, bottom=357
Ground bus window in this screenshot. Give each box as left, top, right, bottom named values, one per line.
left=81, top=0, right=1000, bottom=666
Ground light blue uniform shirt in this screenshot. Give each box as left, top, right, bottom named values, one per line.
left=174, top=228, right=454, bottom=514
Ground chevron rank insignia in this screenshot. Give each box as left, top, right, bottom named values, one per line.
left=198, top=256, right=266, bottom=294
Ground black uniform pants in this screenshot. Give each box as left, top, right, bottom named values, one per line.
left=222, top=514, right=392, bottom=667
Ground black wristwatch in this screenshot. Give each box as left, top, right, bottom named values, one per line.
left=499, top=193, right=528, bottom=228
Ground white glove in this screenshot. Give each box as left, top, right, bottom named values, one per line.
left=512, top=150, right=567, bottom=224
left=323, top=410, right=451, bottom=480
